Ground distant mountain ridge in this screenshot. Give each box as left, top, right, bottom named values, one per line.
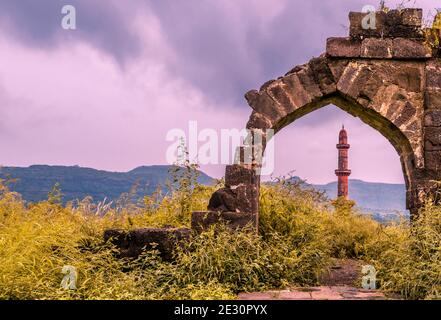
left=0, top=165, right=408, bottom=220
left=306, top=178, right=408, bottom=221
left=311, top=179, right=406, bottom=212
left=0, top=165, right=214, bottom=203
left=279, top=176, right=407, bottom=220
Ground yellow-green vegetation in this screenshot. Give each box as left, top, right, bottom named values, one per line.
left=0, top=170, right=439, bottom=300
left=422, top=8, right=441, bottom=49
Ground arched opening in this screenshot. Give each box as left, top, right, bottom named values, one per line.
left=266, top=102, right=408, bottom=219
left=206, top=54, right=433, bottom=228
left=269, top=94, right=416, bottom=195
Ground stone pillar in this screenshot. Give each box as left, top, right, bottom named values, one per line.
left=192, top=143, right=262, bottom=233
left=424, top=60, right=441, bottom=174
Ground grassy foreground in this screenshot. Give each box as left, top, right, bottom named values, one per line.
left=0, top=170, right=439, bottom=300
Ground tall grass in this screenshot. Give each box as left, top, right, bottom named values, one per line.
left=0, top=171, right=439, bottom=300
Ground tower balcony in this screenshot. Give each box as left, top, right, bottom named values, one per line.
left=335, top=169, right=351, bottom=176
left=336, top=143, right=350, bottom=149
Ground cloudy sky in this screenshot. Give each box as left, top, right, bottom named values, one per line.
left=0, top=0, right=439, bottom=184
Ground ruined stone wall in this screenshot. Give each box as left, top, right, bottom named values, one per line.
left=106, top=9, right=441, bottom=258
left=195, top=8, right=441, bottom=231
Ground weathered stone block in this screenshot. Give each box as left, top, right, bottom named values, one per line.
left=245, top=89, right=259, bottom=105
left=259, top=79, right=276, bottom=92
left=361, top=38, right=393, bottom=58
left=295, top=68, right=323, bottom=99
left=191, top=211, right=256, bottom=233
left=328, top=59, right=350, bottom=81
left=234, top=184, right=257, bottom=213
left=406, top=190, right=413, bottom=210
left=349, top=11, right=387, bottom=39
left=246, top=91, right=285, bottom=124
left=326, top=37, right=361, bottom=58
left=425, top=127, right=441, bottom=151
left=284, top=64, right=306, bottom=76
left=407, top=187, right=424, bottom=210
left=386, top=9, right=422, bottom=27
left=394, top=102, right=417, bottom=128
left=407, top=179, right=440, bottom=210
left=349, top=9, right=424, bottom=39
left=425, top=89, right=441, bottom=110
left=393, top=38, right=432, bottom=58
left=386, top=10, right=424, bottom=39
left=369, top=61, right=423, bottom=92
left=225, top=164, right=256, bottom=187
left=266, top=81, right=297, bottom=115
left=390, top=64, right=423, bottom=93
left=425, top=150, right=441, bottom=171
left=338, top=63, right=382, bottom=103
left=309, top=56, right=337, bottom=95
left=282, top=73, right=314, bottom=107
left=400, top=119, right=420, bottom=136
left=426, top=61, right=441, bottom=90
left=246, top=111, right=273, bottom=129
left=376, top=85, right=405, bottom=118
left=359, top=73, right=384, bottom=104
left=208, top=187, right=239, bottom=212
left=208, top=181, right=259, bottom=214
left=389, top=25, right=424, bottom=39
left=337, top=63, right=365, bottom=96
left=103, top=228, right=191, bottom=261
left=424, top=110, right=441, bottom=126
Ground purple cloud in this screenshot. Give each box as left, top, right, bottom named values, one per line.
left=0, top=0, right=439, bottom=184
left=0, top=0, right=142, bottom=64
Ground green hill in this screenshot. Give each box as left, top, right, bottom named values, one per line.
left=0, top=165, right=214, bottom=203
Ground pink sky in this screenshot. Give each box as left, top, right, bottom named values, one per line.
left=0, top=0, right=439, bottom=184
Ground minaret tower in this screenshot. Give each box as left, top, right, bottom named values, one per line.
left=335, top=125, right=351, bottom=198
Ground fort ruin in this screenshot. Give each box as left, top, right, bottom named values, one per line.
left=107, top=8, right=441, bottom=258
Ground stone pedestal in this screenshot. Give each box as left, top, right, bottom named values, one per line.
left=104, top=227, right=191, bottom=261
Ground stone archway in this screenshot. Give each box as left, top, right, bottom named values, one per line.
left=192, top=8, right=441, bottom=231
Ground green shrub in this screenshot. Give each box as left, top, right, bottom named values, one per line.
left=364, top=201, right=441, bottom=299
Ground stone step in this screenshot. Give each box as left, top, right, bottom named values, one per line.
left=238, top=286, right=387, bottom=300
